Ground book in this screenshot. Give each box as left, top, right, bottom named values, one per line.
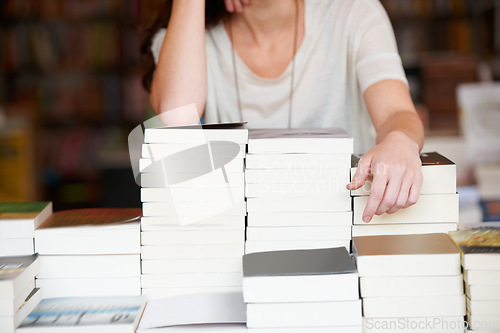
left=141, top=258, right=243, bottom=274
left=141, top=287, right=243, bottom=300
left=242, top=247, right=358, bottom=302
left=144, top=123, right=249, bottom=144
left=464, top=270, right=500, bottom=285
left=140, top=171, right=245, bottom=188
left=448, top=229, right=500, bottom=270
left=35, top=277, right=141, bottom=298
left=352, top=223, right=458, bottom=237
left=246, top=300, right=362, bottom=328
left=0, top=238, right=34, bottom=257
left=34, top=208, right=141, bottom=255
left=246, top=211, right=352, bottom=227
left=0, top=254, right=39, bottom=298
left=141, top=229, right=245, bottom=245
left=245, top=153, right=351, bottom=169
left=363, top=316, right=466, bottom=333
left=17, top=295, right=147, bottom=333
left=141, top=187, right=245, bottom=203
left=466, top=284, right=500, bottom=300
left=245, top=169, right=350, bottom=184
left=467, top=298, right=500, bottom=315
left=140, top=272, right=243, bottom=288
left=245, top=182, right=348, bottom=198
left=353, top=194, right=459, bottom=224
left=244, top=239, right=351, bottom=254
left=466, top=312, right=500, bottom=331
left=140, top=215, right=246, bottom=229
left=245, top=226, right=351, bottom=241
left=139, top=156, right=244, bottom=174
left=142, top=143, right=247, bottom=160
left=360, top=275, right=464, bottom=297
left=138, top=324, right=248, bottom=332
left=350, top=152, right=456, bottom=196
left=247, top=327, right=362, bottom=333
left=246, top=196, right=350, bottom=213
left=142, top=201, right=246, bottom=217
left=0, top=288, right=41, bottom=333
left=247, top=128, right=353, bottom=154
left=475, top=163, right=500, bottom=200
left=0, top=279, right=34, bottom=316
left=0, top=202, right=52, bottom=238
left=362, top=294, right=466, bottom=317
left=141, top=244, right=244, bottom=260
left=37, top=254, right=140, bottom=279
left=353, top=234, right=461, bottom=277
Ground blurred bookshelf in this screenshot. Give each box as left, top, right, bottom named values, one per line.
left=380, top=0, right=499, bottom=135
left=0, top=0, right=164, bottom=209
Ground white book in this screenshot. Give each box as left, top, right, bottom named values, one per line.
left=353, top=234, right=461, bottom=277
left=0, top=202, right=52, bottom=238
left=141, top=287, right=243, bottom=300
left=246, top=300, right=362, bottom=328
left=244, top=273, right=358, bottom=303
left=0, top=254, right=39, bottom=298
left=35, top=277, right=141, bottom=298
left=352, top=223, right=458, bottom=237
left=246, top=226, right=351, bottom=241
left=140, top=272, right=243, bottom=288
left=465, top=270, right=500, bottom=286
left=247, top=327, right=362, bottom=333
left=363, top=316, right=466, bottom=333
left=141, top=215, right=245, bottom=229
left=16, top=295, right=146, bottom=333
left=467, top=298, right=500, bottom=315
left=353, top=194, right=459, bottom=224
left=467, top=313, right=500, bottom=331
left=360, top=275, right=464, bottom=297
left=0, top=279, right=34, bottom=317
left=141, top=229, right=244, bottom=245
left=362, top=294, right=466, bottom=318
left=247, top=196, right=351, bottom=213
left=466, top=284, right=500, bottom=300
left=35, top=223, right=140, bottom=255
left=144, top=126, right=248, bottom=144
left=245, top=239, right=351, bottom=254
left=142, top=201, right=246, bottom=217
left=141, top=258, right=243, bottom=274
left=37, top=254, right=140, bottom=279
left=140, top=157, right=244, bottom=173
left=140, top=170, right=244, bottom=188
left=141, top=244, right=244, bottom=259
left=351, top=152, right=456, bottom=196
left=141, top=221, right=245, bottom=232
left=138, top=324, right=248, bottom=333
left=0, top=238, right=34, bottom=257
left=0, top=288, right=41, bottom=333
left=245, top=153, right=351, bottom=169
left=142, top=143, right=247, bottom=159
left=247, top=128, right=353, bottom=154
left=141, top=187, right=245, bottom=203
left=245, top=182, right=348, bottom=197
left=247, top=211, right=352, bottom=227
left=245, top=168, right=350, bottom=184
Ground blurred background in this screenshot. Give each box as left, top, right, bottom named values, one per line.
left=0, top=0, right=499, bottom=216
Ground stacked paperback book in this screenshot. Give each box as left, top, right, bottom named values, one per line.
left=0, top=255, right=41, bottom=333
left=354, top=233, right=466, bottom=333
left=245, top=129, right=353, bottom=254
left=449, top=229, right=500, bottom=332
left=243, top=247, right=362, bottom=332
left=34, top=208, right=141, bottom=298
left=351, top=152, right=458, bottom=236
left=140, top=124, right=248, bottom=299
left=0, top=202, right=52, bottom=257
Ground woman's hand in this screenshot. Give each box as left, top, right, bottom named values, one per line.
left=224, top=0, right=251, bottom=13
left=347, top=131, right=423, bottom=222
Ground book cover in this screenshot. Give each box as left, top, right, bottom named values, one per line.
left=0, top=202, right=51, bottom=219
left=243, top=247, right=355, bottom=277
left=449, top=229, right=500, bottom=255
left=0, top=254, right=38, bottom=281
left=17, top=296, right=146, bottom=330
left=37, top=208, right=142, bottom=229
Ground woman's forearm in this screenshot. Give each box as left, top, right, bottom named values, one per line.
left=375, top=110, right=425, bottom=152
left=150, top=0, right=207, bottom=120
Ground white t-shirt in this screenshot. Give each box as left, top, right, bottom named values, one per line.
left=152, top=0, right=407, bottom=153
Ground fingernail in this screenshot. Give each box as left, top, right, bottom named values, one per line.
left=363, top=216, right=371, bottom=223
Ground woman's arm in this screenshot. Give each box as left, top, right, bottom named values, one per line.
left=347, top=79, right=425, bottom=222
left=150, top=0, right=207, bottom=124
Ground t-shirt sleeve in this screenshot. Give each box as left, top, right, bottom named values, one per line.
left=151, top=28, right=166, bottom=64
left=353, top=0, right=408, bottom=93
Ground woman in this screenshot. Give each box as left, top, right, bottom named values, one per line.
left=142, top=0, right=424, bottom=223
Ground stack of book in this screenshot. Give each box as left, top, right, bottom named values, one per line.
left=243, top=247, right=362, bottom=332
left=34, top=208, right=142, bottom=298
left=354, top=233, right=466, bottom=333
left=0, top=255, right=42, bottom=333
left=351, top=152, right=458, bottom=236
left=449, top=229, right=500, bottom=331
left=245, top=129, right=353, bottom=254
left=140, top=124, right=248, bottom=299
left=0, top=202, right=52, bottom=257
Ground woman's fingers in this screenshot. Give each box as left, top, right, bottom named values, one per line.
left=224, top=0, right=246, bottom=13
left=362, top=170, right=388, bottom=223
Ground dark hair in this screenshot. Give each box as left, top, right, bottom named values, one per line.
left=140, top=0, right=230, bottom=92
